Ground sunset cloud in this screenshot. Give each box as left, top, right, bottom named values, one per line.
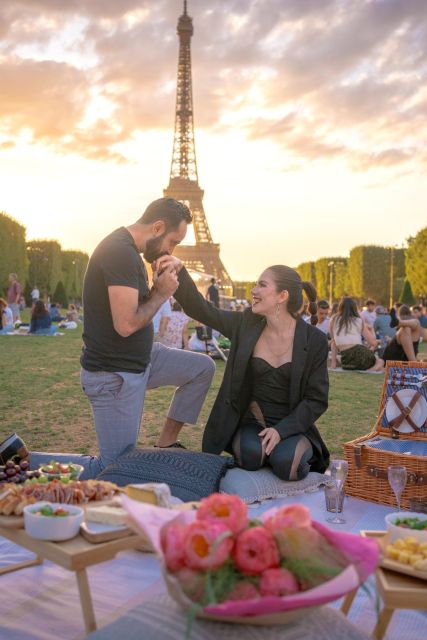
left=1, top=0, right=426, bottom=171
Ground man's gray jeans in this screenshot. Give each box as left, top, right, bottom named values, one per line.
left=30, top=343, right=215, bottom=478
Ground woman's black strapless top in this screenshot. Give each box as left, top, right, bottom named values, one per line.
left=250, top=357, right=292, bottom=426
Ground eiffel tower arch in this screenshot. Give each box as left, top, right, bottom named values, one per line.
left=163, top=1, right=234, bottom=293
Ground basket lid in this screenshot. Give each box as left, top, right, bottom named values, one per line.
left=376, top=361, right=427, bottom=439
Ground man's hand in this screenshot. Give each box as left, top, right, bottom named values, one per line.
left=153, top=255, right=183, bottom=275
left=153, top=267, right=179, bottom=299
left=259, top=427, right=281, bottom=456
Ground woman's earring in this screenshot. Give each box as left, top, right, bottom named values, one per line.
left=275, top=303, right=280, bottom=319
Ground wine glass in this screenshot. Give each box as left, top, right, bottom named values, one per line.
left=327, top=459, right=349, bottom=524
left=388, top=465, right=407, bottom=513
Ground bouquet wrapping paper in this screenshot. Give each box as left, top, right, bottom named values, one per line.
left=123, top=496, right=379, bottom=620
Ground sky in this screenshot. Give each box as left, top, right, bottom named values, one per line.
left=0, top=0, right=426, bottom=280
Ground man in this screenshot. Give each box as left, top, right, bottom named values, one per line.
left=314, top=300, right=330, bottom=335
left=360, top=299, right=376, bottom=327
left=31, top=285, right=40, bottom=302
left=206, top=277, right=220, bottom=308
left=412, top=305, right=427, bottom=340
left=7, top=273, right=22, bottom=322
left=80, top=197, right=215, bottom=477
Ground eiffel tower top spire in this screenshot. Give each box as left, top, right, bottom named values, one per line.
left=169, top=1, right=198, bottom=182
left=164, top=2, right=233, bottom=290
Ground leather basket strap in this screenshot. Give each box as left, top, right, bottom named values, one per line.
left=389, top=391, right=422, bottom=432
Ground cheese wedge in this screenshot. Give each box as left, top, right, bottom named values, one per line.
left=85, top=504, right=128, bottom=526
left=124, top=483, right=171, bottom=508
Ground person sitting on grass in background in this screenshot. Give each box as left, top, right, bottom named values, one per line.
left=382, top=305, right=421, bottom=363
left=330, top=297, right=383, bottom=371
left=159, top=301, right=190, bottom=349
left=412, top=305, right=427, bottom=341
left=58, top=304, right=79, bottom=329
left=30, top=300, right=57, bottom=335
left=0, top=298, right=14, bottom=334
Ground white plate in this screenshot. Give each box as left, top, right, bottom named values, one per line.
left=385, top=389, right=427, bottom=433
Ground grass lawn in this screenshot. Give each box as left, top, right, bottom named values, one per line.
left=2, top=316, right=424, bottom=458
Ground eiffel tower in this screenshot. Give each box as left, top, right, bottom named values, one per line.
left=163, top=1, right=233, bottom=292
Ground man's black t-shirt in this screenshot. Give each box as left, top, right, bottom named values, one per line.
left=80, top=227, right=153, bottom=373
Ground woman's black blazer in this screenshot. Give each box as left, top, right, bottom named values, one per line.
left=174, top=268, right=330, bottom=472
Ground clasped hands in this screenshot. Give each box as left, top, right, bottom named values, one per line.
left=151, top=255, right=183, bottom=299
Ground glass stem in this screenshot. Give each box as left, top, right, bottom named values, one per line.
left=335, top=488, right=339, bottom=515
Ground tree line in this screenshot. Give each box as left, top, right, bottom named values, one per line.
left=0, top=212, right=89, bottom=304
left=234, top=227, right=426, bottom=306
left=295, top=229, right=427, bottom=306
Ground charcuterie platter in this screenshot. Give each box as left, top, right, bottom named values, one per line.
left=0, top=479, right=118, bottom=529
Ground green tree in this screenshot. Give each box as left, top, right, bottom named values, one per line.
left=406, top=227, right=427, bottom=300
left=23, top=280, right=32, bottom=307
left=314, top=257, right=345, bottom=300
left=348, top=245, right=405, bottom=305
left=0, top=212, right=28, bottom=296
left=27, top=240, right=62, bottom=298
left=52, top=280, right=68, bottom=308
left=296, top=262, right=316, bottom=286
left=61, top=250, right=89, bottom=301
left=399, top=279, right=415, bottom=306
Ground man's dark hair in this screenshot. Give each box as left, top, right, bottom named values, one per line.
left=365, top=298, right=375, bottom=306
left=138, top=198, right=192, bottom=231
left=317, top=299, right=330, bottom=309
left=412, top=305, right=422, bottom=312
left=210, top=278, right=216, bottom=284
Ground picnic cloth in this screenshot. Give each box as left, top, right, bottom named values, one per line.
left=0, top=491, right=425, bottom=640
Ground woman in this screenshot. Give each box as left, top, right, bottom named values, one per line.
left=0, top=298, right=14, bottom=334
left=382, top=304, right=421, bottom=362
left=30, top=300, right=55, bottom=335
left=155, top=256, right=330, bottom=480
left=159, top=301, right=189, bottom=349
left=330, top=297, right=383, bottom=371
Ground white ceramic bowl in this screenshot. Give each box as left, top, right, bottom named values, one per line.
left=385, top=512, right=427, bottom=543
left=23, top=502, right=84, bottom=541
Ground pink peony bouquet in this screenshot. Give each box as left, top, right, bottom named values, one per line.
left=123, top=493, right=379, bottom=622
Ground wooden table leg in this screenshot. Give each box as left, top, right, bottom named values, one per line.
left=341, top=588, right=358, bottom=615
left=75, top=568, right=97, bottom=633
left=0, top=554, right=43, bottom=575
left=373, top=608, right=394, bottom=640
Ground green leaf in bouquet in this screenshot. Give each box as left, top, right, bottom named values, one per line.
left=281, top=557, right=342, bottom=590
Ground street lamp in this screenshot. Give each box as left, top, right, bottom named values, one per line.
left=328, top=261, right=335, bottom=308
left=389, top=245, right=398, bottom=309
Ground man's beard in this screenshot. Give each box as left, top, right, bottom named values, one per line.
left=144, top=235, right=167, bottom=263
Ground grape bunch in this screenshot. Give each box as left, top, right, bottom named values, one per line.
left=0, top=458, right=41, bottom=485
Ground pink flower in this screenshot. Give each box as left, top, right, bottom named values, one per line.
left=197, top=493, right=248, bottom=534
left=274, top=526, right=321, bottom=560
left=175, top=567, right=206, bottom=602
left=265, top=504, right=311, bottom=532
left=227, top=581, right=260, bottom=601
left=260, top=568, right=299, bottom=597
left=233, top=527, right=279, bottom=576
left=161, top=523, right=186, bottom=571
left=183, top=520, right=233, bottom=570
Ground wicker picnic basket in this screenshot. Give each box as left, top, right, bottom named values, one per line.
left=344, top=361, right=427, bottom=509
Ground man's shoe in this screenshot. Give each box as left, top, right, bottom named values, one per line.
left=0, top=433, right=29, bottom=464
left=154, top=441, right=187, bottom=450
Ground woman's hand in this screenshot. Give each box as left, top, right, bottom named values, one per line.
left=259, top=427, right=281, bottom=456
left=153, top=255, right=183, bottom=275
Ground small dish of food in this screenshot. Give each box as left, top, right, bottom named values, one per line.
left=23, top=502, right=84, bottom=540
left=38, top=460, right=84, bottom=482
left=385, top=512, right=427, bottom=544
